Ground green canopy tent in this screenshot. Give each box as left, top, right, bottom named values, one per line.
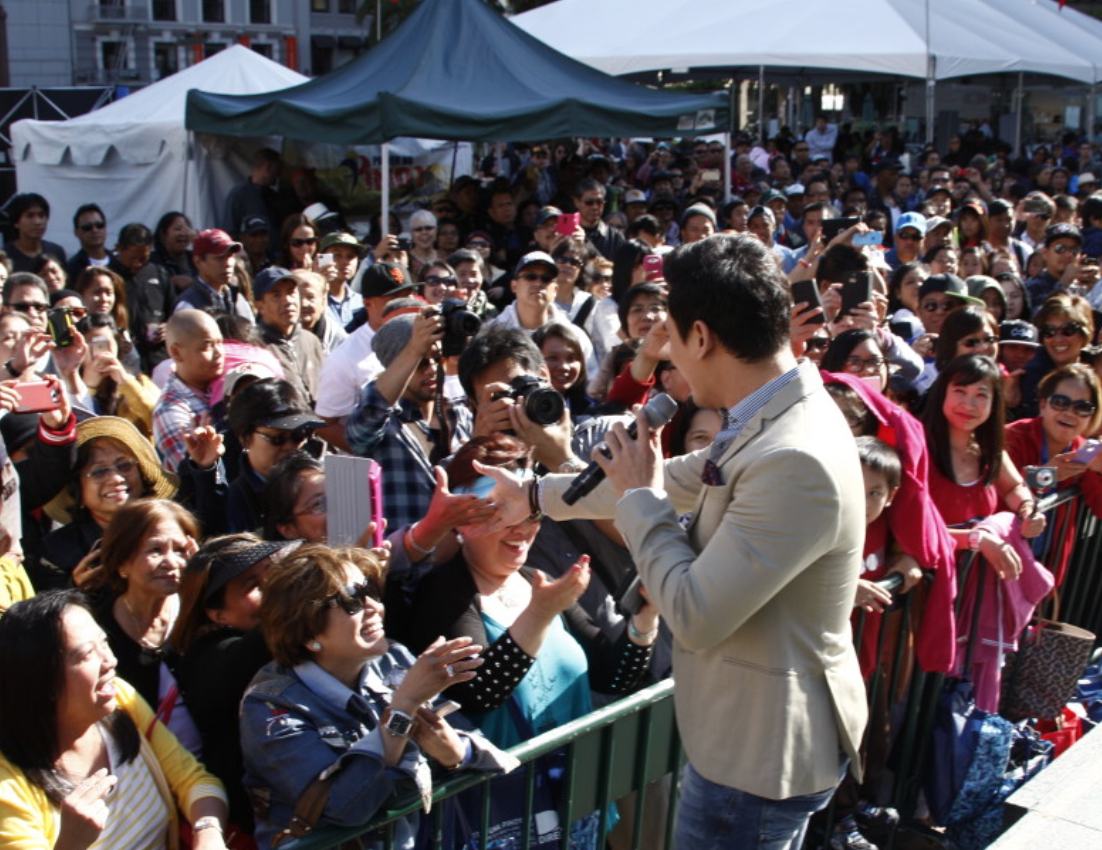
left=186, top=0, right=730, bottom=214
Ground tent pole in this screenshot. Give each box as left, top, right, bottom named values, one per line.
left=381, top=141, right=390, bottom=237
left=725, top=81, right=735, bottom=200
left=723, top=131, right=732, bottom=201
left=1088, top=80, right=1097, bottom=146
left=924, top=0, right=934, bottom=146
left=758, top=65, right=765, bottom=143
left=1015, top=72, right=1024, bottom=157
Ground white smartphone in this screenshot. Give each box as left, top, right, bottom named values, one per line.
left=317, top=253, right=334, bottom=270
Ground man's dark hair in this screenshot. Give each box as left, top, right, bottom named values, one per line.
left=447, top=248, right=482, bottom=267
left=1082, top=195, right=1102, bottom=227
left=817, top=244, right=868, bottom=286
left=627, top=215, right=662, bottom=239
left=802, top=201, right=833, bottom=218
left=855, top=436, right=902, bottom=492
left=117, top=223, right=153, bottom=249
left=72, top=203, right=105, bottom=230
left=987, top=199, right=1014, bottom=218
left=6, top=193, right=49, bottom=224
left=253, top=147, right=281, bottom=167
left=573, top=177, right=605, bottom=200
left=618, top=282, right=668, bottom=330
left=663, top=233, right=790, bottom=362
left=3, top=272, right=48, bottom=305
left=458, top=326, right=543, bottom=401
left=228, top=378, right=309, bottom=441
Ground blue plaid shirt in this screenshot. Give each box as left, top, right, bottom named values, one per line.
left=345, top=381, right=472, bottom=530
left=152, top=373, right=212, bottom=473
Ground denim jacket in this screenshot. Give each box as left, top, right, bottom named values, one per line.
left=240, top=642, right=515, bottom=849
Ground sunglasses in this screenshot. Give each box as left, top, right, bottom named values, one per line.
left=1050, top=243, right=1080, bottom=255
left=79, top=221, right=106, bottom=232
left=324, top=580, right=381, bottom=616
left=10, top=301, right=49, bottom=313
left=412, top=226, right=436, bottom=233
left=896, top=231, right=922, bottom=241
left=555, top=257, right=582, bottom=267
left=595, top=273, right=613, bottom=282
left=60, top=306, right=88, bottom=319
left=424, top=275, right=456, bottom=287
left=920, top=299, right=957, bottom=313
left=579, top=197, right=605, bottom=206
left=84, top=459, right=138, bottom=480
left=1040, top=321, right=1084, bottom=339
left=1047, top=394, right=1097, bottom=417
left=520, top=272, right=556, bottom=284
left=961, top=335, right=997, bottom=349
left=290, top=237, right=318, bottom=248
left=255, top=429, right=311, bottom=447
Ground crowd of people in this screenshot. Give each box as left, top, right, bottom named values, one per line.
left=0, top=120, right=1101, bottom=850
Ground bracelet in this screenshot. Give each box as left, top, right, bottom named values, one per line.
left=799, top=259, right=813, bottom=269
left=1016, top=500, right=1037, bottom=519
left=406, top=523, right=436, bottom=557
left=527, top=476, right=544, bottom=523
left=628, top=618, right=658, bottom=641
left=193, top=817, right=222, bottom=834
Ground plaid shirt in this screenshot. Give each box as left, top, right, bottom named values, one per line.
left=152, top=373, right=212, bottom=473
left=345, top=381, right=471, bottom=530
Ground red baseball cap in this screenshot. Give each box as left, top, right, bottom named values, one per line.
left=193, top=228, right=243, bottom=257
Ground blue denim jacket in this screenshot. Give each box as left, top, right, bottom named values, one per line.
left=240, top=643, right=512, bottom=849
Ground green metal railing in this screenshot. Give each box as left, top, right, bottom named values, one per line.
left=278, top=678, right=682, bottom=850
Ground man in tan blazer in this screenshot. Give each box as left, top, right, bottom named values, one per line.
left=479, top=233, right=868, bottom=849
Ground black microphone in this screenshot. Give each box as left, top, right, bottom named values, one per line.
left=562, top=393, right=678, bottom=505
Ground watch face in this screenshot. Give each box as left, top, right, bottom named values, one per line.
left=385, top=711, right=413, bottom=737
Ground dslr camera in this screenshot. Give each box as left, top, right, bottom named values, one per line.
left=436, top=298, right=481, bottom=357
left=492, top=375, right=565, bottom=426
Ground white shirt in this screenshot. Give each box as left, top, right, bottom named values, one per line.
left=315, top=324, right=382, bottom=419
left=487, top=302, right=599, bottom=379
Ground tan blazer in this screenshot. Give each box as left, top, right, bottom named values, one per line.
left=544, top=360, right=868, bottom=799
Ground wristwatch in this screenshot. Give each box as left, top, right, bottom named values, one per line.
left=557, top=457, right=586, bottom=474
left=382, top=708, right=414, bottom=738
left=968, top=529, right=982, bottom=551
left=193, top=816, right=222, bottom=834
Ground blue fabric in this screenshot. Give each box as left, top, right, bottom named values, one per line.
left=476, top=612, right=591, bottom=749
left=674, top=761, right=842, bottom=850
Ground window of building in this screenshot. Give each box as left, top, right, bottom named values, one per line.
left=151, top=0, right=176, bottom=21
left=251, top=43, right=273, bottom=59
left=205, top=42, right=227, bottom=57
left=153, top=42, right=178, bottom=80
left=101, top=40, right=128, bottom=72
left=338, top=0, right=356, bottom=12
left=250, top=0, right=271, bottom=24
left=312, top=0, right=329, bottom=11
left=202, top=0, right=225, bottom=23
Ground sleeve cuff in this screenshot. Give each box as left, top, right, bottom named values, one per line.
left=184, top=783, right=228, bottom=814
left=38, top=412, right=77, bottom=444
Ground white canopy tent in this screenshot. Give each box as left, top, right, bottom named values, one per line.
left=11, top=46, right=308, bottom=256
left=513, top=0, right=1101, bottom=83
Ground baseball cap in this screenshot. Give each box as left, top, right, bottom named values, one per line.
left=624, top=189, right=648, bottom=206
left=193, top=228, right=242, bottom=257
left=240, top=215, right=270, bottom=235
left=1044, top=222, right=1083, bottom=247
left=514, top=250, right=557, bottom=277
left=918, top=273, right=985, bottom=307
left=255, top=406, right=326, bottom=432
left=361, top=262, right=415, bottom=299
left=785, top=184, right=806, bottom=198
left=895, top=212, right=927, bottom=235
left=999, top=320, right=1040, bottom=347
left=760, top=189, right=787, bottom=206
left=252, top=266, right=303, bottom=300
left=535, top=206, right=562, bottom=227
left=203, top=540, right=300, bottom=605
left=319, top=232, right=363, bottom=254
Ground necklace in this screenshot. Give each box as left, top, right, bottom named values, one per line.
left=121, top=595, right=170, bottom=650
left=489, top=579, right=528, bottom=610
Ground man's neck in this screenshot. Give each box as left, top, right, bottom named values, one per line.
left=516, top=301, right=553, bottom=330
left=84, top=246, right=108, bottom=260
left=716, top=350, right=798, bottom=411
left=200, top=276, right=227, bottom=294
left=329, top=280, right=348, bottom=302
left=13, top=234, right=41, bottom=255
left=177, top=372, right=211, bottom=395
left=555, top=281, right=576, bottom=305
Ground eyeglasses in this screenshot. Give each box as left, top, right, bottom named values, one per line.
left=961, top=335, right=997, bottom=349
left=805, top=337, right=831, bottom=351
left=290, top=237, right=318, bottom=248
left=324, top=580, right=381, bottom=616
left=423, top=275, right=456, bottom=287
left=412, top=226, right=436, bottom=233
left=1050, top=243, right=1081, bottom=256
left=520, top=272, right=556, bottom=284
left=9, top=301, right=49, bottom=313
left=555, top=257, right=582, bottom=267
left=579, top=197, right=605, bottom=207
left=60, top=306, right=87, bottom=319
left=845, top=356, right=886, bottom=371
left=79, top=221, right=106, bottom=232
left=1040, top=321, right=1084, bottom=339
left=628, top=304, right=667, bottom=317
left=84, top=459, right=138, bottom=480
left=255, top=429, right=311, bottom=447
left=467, top=240, right=491, bottom=249
left=1047, top=393, right=1097, bottom=417
left=920, top=299, right=957, bottom=313
left=295, top=495, right=327, bottom=517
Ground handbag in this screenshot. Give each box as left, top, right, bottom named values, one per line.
left=270, top=764, right=367, bottom=850
left=999, top=618, right=1095, bottom=722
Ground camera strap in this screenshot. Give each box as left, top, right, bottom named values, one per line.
left=429, top=358, right=450, bottom=466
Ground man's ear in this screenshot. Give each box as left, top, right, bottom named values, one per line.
left=690, top=320, right=717, bottom=360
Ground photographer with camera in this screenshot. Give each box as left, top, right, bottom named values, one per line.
left=345, top=307, right=473, bottom=530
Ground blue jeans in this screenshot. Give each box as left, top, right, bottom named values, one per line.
left=674, top=760, right=845, bottom=850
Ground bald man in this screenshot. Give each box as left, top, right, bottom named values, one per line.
left=152, top=310, right=225, bottom=471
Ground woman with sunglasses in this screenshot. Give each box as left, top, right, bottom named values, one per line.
left=226, top=379, right=324, bottom=534
left=240, top=543, right=512, bottom=849
left=417, top=260, right=458, bottom=306
left=934, top=307, right=1000, bottom=373
left=276, top=214, right=319, bottom=271
left=1017, top=293, right=1095, bottom=419
left=1005, top=363, right=1102, bottom=588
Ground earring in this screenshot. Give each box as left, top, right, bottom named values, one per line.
left=308, top=641, right=322, bottom=651
left=119, top=570, right=128, bottom=579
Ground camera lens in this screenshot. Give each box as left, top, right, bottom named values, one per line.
left=524, top=386, right=565, bottom=426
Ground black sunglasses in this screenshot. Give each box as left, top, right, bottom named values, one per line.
left=324, top=580, right=381, bottom=615
left=1040, top=321, right=1084, bottom=339
left=1047, top=393, right=1097, bottom=418
left=255, top=429, right=312, bottom=447
left=79, top=221, right=106, bottom=232
left=290, top=237, right=318, bottom=248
